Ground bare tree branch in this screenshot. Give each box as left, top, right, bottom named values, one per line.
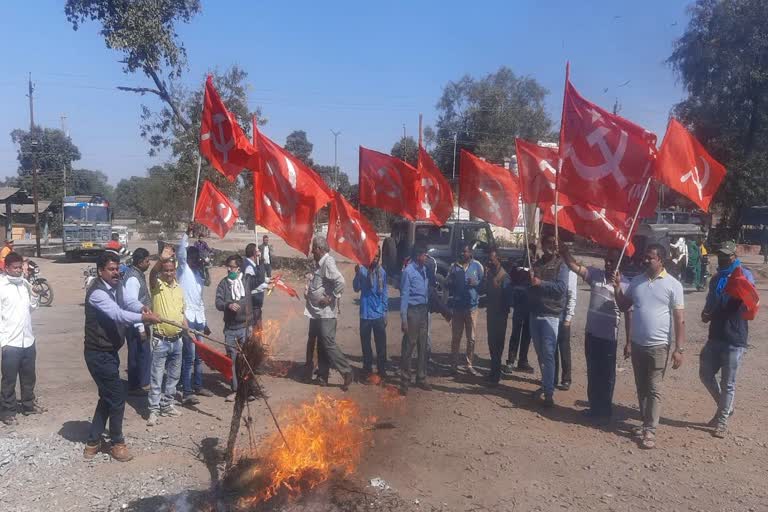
left=117, top=86, right=162, bottom=96
left=143, top=65, right=191, bottom=131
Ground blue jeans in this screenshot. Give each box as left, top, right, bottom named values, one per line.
left=699, top=340, right=746, bottom=426
left=181, top=320, right=205, bottom=396
left=224, top=328, right=247, bottom=392
left=148, top=335, right=183, bottom=412
left=126, top=326, right=151, bottom=390
left=529, top=314, right=560, bottom=397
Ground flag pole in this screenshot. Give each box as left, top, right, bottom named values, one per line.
left=555, top=62, right=570, bottom=248
left=453, top=132, right=460, bottom=221
left=616, top=176, right=652, bottom=270
left=522, top=201, right=532, bottom=268
left=192, top=80, right=207, bottom=222
left=252, top=114, right=259, bottom=238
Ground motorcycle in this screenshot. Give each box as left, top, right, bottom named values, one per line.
left=26, top=260, right=54, bottom=307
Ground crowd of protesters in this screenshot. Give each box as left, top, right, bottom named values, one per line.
left=0, top=229, right=757, bottom=462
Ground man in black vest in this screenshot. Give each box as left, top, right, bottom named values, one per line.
left=123, top=248, right=152, bottom=396
left=83, top=252, right=160, bottom=462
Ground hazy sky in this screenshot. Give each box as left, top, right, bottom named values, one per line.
left=0, top=0, right=692, bottom=186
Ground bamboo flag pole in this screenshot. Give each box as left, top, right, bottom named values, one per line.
left=154, top=316, right=290, bottom=451
left=555, top=62, right=571, bottom=247
left=616, top=176, right=653, bottom=270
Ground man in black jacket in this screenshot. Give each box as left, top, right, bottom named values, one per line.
left=82, top=252, right=160, bottom=462
left=700, top=241, right=755, bottom=439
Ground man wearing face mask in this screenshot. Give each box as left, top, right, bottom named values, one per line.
left=699, top=241, right=755, bottom=439
left=561, top=245, right=632, bottom=423
left=528, top=235, right=569, bottom=408
left=0, top=253, right=43, bottom=426
left=615, top=244, right=685, bottom=450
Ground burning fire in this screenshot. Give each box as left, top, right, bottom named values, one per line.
left=231, top=394, right=372, bottom=506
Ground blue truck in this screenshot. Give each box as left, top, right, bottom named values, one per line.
left=62, top=195, right=112, bottom=260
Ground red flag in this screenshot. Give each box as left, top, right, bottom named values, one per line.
left=542, top=201, right=635, bottom=255
left=199, top=76, right=259, bottom=182
left=559, top=66, right=658, bottom=212
left=192, top=338, right=232, bottom=381
left=655, top=118, right=726, bottom=212
left=253, top=130, right=333, bottom=254
left=416, top=146, right=454, bottom=225
left=459, top=149, right=520, bottom=230
left=515, top=139, right=558, bottom=205
left=267, top=273, right=300, bottom=300
left=193, top=180, right=238, bottom=238
left=359, top=146, right=420, bottom=220
left=724, top=266, right=760, bottom=320
left=327, top=191, right=380, bottom=266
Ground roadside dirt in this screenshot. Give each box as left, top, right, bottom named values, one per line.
left=2, top=242, right=767, bottom=512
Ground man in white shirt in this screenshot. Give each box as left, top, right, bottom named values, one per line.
left=177, top=230, right=212, bottom=405
left=259, top=235, right=274, bottom=278
left=122, top=248, right=152, bottom=396
left=0, top=252, right=43, bottom=425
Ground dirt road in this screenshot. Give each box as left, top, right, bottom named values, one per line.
left=1, top=244, right=767, bottom=512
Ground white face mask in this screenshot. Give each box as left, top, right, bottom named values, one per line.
left=7, top=276, right=24, bottom=285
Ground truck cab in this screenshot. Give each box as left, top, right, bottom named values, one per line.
left=62, top=195, right=112, bottom=260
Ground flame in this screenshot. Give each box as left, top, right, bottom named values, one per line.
left=367, top=374, right=382, bottom=385
left=236, top=394, right=371, bottom=505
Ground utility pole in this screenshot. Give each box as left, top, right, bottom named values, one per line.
left=28, top=72, right=41, bottom=257
left=330, top=129, right=341, bottom=190
left=61, top=115, right=68, bottom=197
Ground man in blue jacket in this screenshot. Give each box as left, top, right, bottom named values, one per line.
left=353, top=249, right=388, bottom=382
left=448, top=245, right=484, bottom=376
left=700, top=241, right=755, bottom=439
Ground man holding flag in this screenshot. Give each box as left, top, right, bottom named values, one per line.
left=699, top=241, right=756, bottom=439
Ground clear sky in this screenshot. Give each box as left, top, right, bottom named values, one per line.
left=0, top=0, right=692, bottom=186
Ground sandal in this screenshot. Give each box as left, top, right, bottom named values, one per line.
left=641, top=431, right=656, bottom=449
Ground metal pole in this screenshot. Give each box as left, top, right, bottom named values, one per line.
left=61, top=115, right=68, bottom=197
left=28, top=73, right=41, bottom=256
left=331, top=129, right=341, bottom=189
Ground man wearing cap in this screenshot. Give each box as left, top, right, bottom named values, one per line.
left=700, top=241, right=755, bottom=438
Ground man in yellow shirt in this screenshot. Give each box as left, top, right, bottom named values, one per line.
left=146, top=245, right=187, bottom=426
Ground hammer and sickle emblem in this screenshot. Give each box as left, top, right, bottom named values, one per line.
left=680, top=157, right=711, bottom=201
left=475, top=174, right=504, bottom=219
left=201, top=112, right=236, bottom=163
left=263, top=156, right=298, bottom=218
left=216, top=203, right=233, bottom=224
left=376, top=167, right=404, bottom=200
left=337, top=217, right=366, bottom=253
left=565, top=122, right=631, bottom=188
left=420, top=175, right=440, bottom=218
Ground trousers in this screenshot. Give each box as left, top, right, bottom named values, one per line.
left=555, top=320, right=572, bottom=385
left=450, top=308, right=478, bottom=368
left=148, top=336, right=183, bottom=412
left=84, top=349, right=125, bottom=444
left=360, top=317, right=387, bottom=374
left=1, top=344, right=37, bottom=416
left=126, top=327, right=151, bottom=390
left=181, top=320, right=205, bottom=396
left=309, top=318, right=351, bottom=380
left=401, top=305, right=429, bottom=384
left=529, top=314, right=559, bottom=396
left=699, top=340, right=746, bottom=427
left=631, top=343, right=669, bottom=434
left=486, top=311, right=509, bottom=382
left=585, top=333, right=617, bottom=417
left=507, top=312, right=531, bottom=366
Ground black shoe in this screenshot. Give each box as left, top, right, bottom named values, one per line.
left=557, top=381, right=571, bottom=391
left=341, top=372, right=353, bottom=392
left=312, top=377, right=328, bottom=387
left=542, top=395, right=555, bottom=408
left=517, top=363, right=535, bottom=374
left=416, top=380, right=431, bottom=391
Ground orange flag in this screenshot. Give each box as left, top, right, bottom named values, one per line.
left=327, top=191, right=380, bottom=266
left=193, top=180, right=238, bottom=239
left=416, top=146, right=454, bottom=225
left=459, top=149, right=520, bottom=230
left=655, top=118, right=726, bottom=211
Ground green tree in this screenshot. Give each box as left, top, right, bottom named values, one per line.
left=69, top=169, right=114, bottom=199
left=431, top=67, right=552, bottom=176
left=10, top=127, right=82, bottom=202
left=668, top=0, right=768, bottom=223
left=65, top=0, right=202, bottom=130
left=113, top=176, right=147, bottom=218
left=285, top=130, right=315, bottom=167
left=391, top=136, right=418, bottom=167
